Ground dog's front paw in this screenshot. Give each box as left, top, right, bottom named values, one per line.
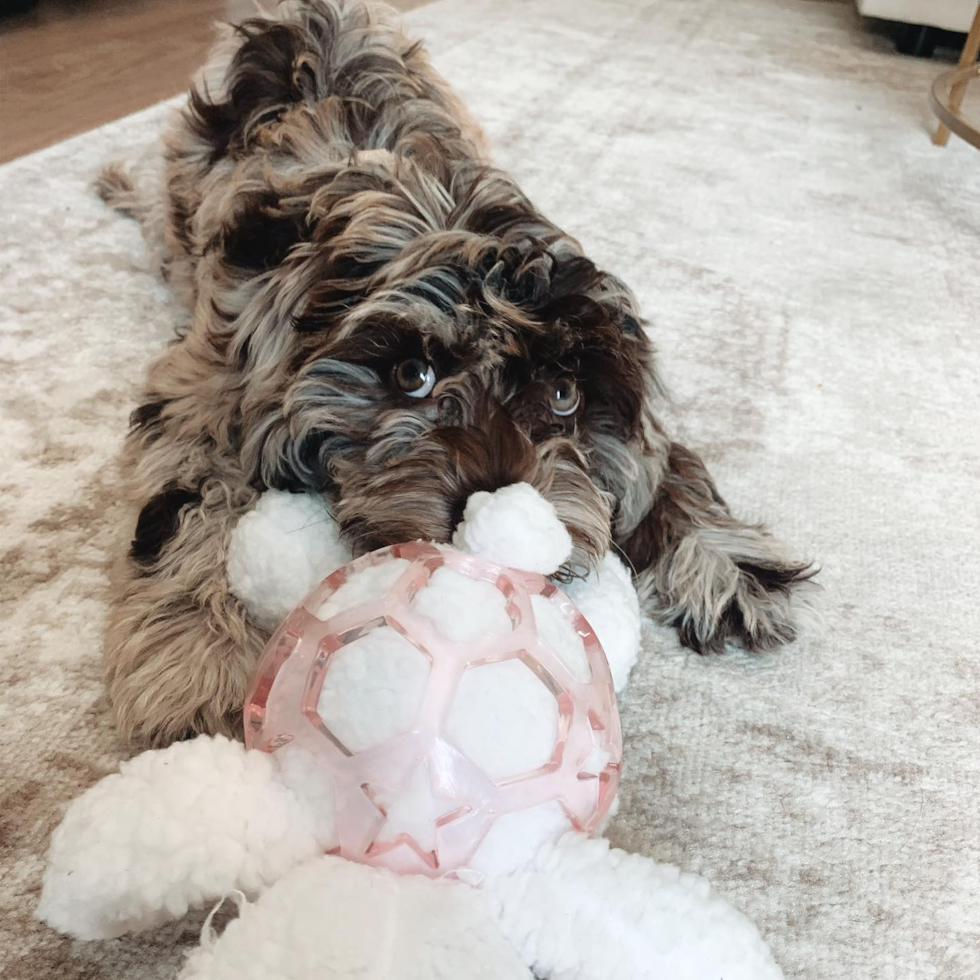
left=619, top=441, right=817, bottom=656
left=649, top=536, right=817, bottom=654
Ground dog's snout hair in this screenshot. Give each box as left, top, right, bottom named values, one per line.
left=100, top=0, right=815, bottom=749
left=434, top=407, right=540, bottom=501
left=329, top=399, right=611, bottom=578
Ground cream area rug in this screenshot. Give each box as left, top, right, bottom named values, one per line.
left=1, top=0, right=978, bottom=977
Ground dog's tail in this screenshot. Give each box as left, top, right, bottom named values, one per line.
left=93, top=152, right=193, bottom=304
left=93, top=162, right=142, bottom=220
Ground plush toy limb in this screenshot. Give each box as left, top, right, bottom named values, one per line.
left=36, top=736, right=322, bottom=940
left=485, top=833, right=784, bottom=980
left=180, top=854, right=532, bottom=980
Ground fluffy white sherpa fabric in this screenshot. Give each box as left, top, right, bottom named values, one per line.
left=316, top=623, right=431, bottom=752
left=413, top=567, right=515, bottom=642
left=315, top=558, right=409, bottom=620
left=563, top=554, right=641, bottom=692
left=227, top=490, right=351, bottom=628
left=178, top=855, right=531, bottom=980
left=453, top=483, right=573, bottom=574
left=486, top=833, right=783, bottom=980
left=446, top=657, right=561, bottom=782
left=36, top=737, right=321, bottom=941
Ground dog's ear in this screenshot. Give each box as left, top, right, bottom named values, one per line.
left=614, top=432, right=816, bottom=653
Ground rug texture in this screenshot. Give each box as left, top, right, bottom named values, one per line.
left=1, top=0, right=978, bottom=977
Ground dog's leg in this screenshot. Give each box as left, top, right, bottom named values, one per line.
left=103, top=343, right=268, bottom=748
left=104, top=468, right=265, bottom=747
left=618, top=442, right=815, bottom=654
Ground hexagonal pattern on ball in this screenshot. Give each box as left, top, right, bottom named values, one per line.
left=244, top=541, right=622, bottom=878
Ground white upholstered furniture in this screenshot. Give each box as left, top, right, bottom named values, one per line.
left=857, top=0, right=977, bottom=32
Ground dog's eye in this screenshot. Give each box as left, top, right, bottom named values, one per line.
left=549, top=377, right=580, bottom=417
left=394, top=359, right=437, bottom=398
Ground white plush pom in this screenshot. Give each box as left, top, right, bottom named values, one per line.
left=452, top=483, right=573, bottom=574
left=227, top=490, right=352, bottom=628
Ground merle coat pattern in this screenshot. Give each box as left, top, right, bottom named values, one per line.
left=99, top=0, right=814, bottom=747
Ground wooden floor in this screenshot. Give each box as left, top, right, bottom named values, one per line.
left=0, top=0, right=427, bottom=164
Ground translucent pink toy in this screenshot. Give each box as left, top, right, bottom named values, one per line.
left=244, top=541, right=622, bottom=878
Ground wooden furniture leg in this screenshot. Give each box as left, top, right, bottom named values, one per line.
left=933, top=3, right=980, bottom=147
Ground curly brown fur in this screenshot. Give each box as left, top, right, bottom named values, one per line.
left=101, top=0, right=814, bottom=748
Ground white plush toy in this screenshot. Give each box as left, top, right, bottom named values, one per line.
left=37, top=484, right=783, bottom=980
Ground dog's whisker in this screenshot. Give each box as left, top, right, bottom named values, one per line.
left=285, top=516, right=336, bottom=534
left=610, top=539, right=639, bottom=579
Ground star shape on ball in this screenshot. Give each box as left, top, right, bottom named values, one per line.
left=363, top=763, right=471, bottom=869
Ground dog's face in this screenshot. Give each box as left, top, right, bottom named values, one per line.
left=239, top=162, right=659, bottom=577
